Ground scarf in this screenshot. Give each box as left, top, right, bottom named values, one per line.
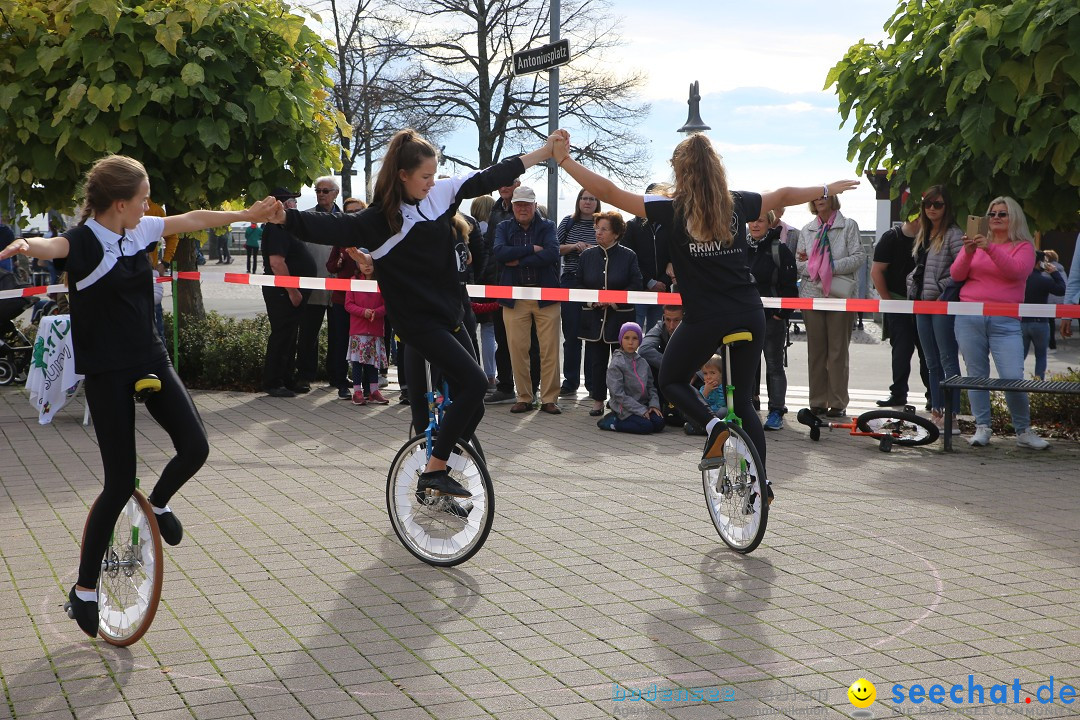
left=807, top=212, right=836, bottom=295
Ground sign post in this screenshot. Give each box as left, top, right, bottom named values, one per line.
left=513, top=30, right=570, bottom=220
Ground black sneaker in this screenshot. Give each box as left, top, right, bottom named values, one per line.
left=65, top=587, right=99, bottom=638
left=265, top=386, right=296, bottom=398
left=698, top=422, right=730, bottom=470
left=287, top=381, right=311, bottom=394
left=416, top=470, right=472, bottom=498
left=746, top=482, right=775, bottom=514
left=485, top=389, right=516, bottom=404
left=154, top=509, right=183, bottom=546
left=559, top=385, right=578, bottom=397
left=337, top=387, right=351, bottom=400
left=443, top=498, right=473, bottom=519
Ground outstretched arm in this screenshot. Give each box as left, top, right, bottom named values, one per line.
left=551, top=132, right=646, bottom=218
left=162, top=197, right=281, bottom=236
left=760, top=182, right=859, bottom=213
left=0, top=235, right=69, bottom=261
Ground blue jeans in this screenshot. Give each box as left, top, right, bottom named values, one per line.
left=1020, top=319, right=1050, bottom=380
left=614, top=413, right=666, bottom=434
left=479, top=321, right=496, bottom=379
left=636, top=304, right=662, bottom=335
left=915, top=313, right=961, bottom=412
left=953, top=315, right=1029, bottom=431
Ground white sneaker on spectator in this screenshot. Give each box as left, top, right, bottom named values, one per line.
left=378, top=374, right=389, bottom=389
left=969, top=425, right=992, bottom=447
left=1015, top=430, right=1049, bottom=450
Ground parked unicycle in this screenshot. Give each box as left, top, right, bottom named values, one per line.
left=702, top=331, right=769, bottom=554
left=797, top=406, right=938, bottom=452
left=64, top=374, right=165, bottom=644
left=387, top=359, right=494, bottom=566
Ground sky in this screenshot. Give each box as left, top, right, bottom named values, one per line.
left=295, top=0, right=902, bottom=233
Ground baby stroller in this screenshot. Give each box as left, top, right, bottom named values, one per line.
left=0, top=268, right=35, bottom=385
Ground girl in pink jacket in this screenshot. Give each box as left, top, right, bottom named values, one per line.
left=344, top=265, right=389, bottom=405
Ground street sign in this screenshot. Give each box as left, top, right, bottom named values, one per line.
left=512, top=39, right=571, bottom=75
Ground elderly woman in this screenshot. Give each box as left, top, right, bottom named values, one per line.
left=577, top=210, right=643, bottom=416
left=796, top=194, right=864, bottom=417
left=952, top=197, right=1048, bottom=449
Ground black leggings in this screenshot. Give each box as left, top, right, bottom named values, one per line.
left=402, top=325, right=487, bottom=461
left=658, top=309, right=766, bottom=464
left=78, top=361, right=209, bottom=587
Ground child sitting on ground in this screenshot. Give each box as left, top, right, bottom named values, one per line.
left=344, top=262, right=389, bottom=406
left=684, top=354, right=727, bottom=435
left=597, top=322, right=665, bottom=434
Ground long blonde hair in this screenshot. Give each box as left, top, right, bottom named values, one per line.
left=669, top=134, right=734, bottom=247
left=76, top=155, right=148, bottom=225
left=913, top=185, right=956, bottom=257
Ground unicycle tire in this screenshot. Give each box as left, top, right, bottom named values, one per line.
left=83, top=489, right=164, bottom=645
left=702, top=424, right=769, bottom=554
left=856, top=410, right=938, bottom=447
left=386, top=435, right=494, bottom=566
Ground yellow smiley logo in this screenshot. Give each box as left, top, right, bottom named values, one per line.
left=848, top=678, right=876, bottom=708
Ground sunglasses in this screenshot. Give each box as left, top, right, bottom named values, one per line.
left=315, top=188, right=336, bottom=194
left=922, top=200, right=945, bottom=210
left=987, top=211, right=1009, bottom=218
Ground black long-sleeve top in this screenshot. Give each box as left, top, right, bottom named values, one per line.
left=282, top=157, right=524, bottom=339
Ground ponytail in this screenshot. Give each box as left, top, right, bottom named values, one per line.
left=669, top=134, right=734, bottom=247
left=372, top=129, right=439, bottom=233
left=76, top=155, right=148, bottom=226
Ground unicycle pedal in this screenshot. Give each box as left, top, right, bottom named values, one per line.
left=134, top=374, right=162, bottom=403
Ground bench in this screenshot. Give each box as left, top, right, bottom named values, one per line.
left=940, top=375, right=1080, bottom=451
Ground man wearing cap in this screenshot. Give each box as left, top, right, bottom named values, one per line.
left=261, top=186, right=316, bottom=397
left=493, top=186, right=562, bottom=414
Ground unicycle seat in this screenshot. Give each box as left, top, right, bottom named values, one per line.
left=134, top=374, right=162, bottom=403
left=721, top=330, right=753, bottom=347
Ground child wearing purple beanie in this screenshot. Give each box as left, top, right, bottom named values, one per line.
left=597, top=322, right=665, bottom=434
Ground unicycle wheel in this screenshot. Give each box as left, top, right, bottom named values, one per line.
left=702, top=424, right=769, bottom=554
left=85, top=489, right=164, bottom=645
left=386, top=435, right=494, bottom=566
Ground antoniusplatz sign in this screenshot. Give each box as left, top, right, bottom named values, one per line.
left=512, top=39, right=570, bottom=75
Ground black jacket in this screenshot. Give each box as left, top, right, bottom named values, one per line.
left=576, top=242, right=643, bottom=343
left=747, top=227, right=799, bottom=320
left=622, top=216, right=671, bottom=291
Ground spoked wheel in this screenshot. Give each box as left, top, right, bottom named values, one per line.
left=856, top=410, right=939, bottom=447
left=386, top=435, right=494, bottom=566
left=404, top=424, right=486, bottom=465
left=702, top=425, right=769, bottom=554
left=90, top=490, right=164, bottom=645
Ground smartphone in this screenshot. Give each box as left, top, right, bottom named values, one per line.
left=966, top=215, right=989, bottom=238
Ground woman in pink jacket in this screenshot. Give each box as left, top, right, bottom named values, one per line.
left=344, top=264, right=389, bottom=405
left=950, top=196, right=1048, bottom=449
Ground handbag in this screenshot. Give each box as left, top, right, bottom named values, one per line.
left=827, top=274, right=856, bottom=299
left=939, top=278, right=964, bottom=302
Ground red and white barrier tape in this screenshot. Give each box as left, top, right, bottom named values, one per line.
left=3, top=272, right=1079, bottom=319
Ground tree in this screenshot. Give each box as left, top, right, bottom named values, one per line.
left=316, top=0, right=451, bottom=200
left=0, top=0, right=345, bottom=317
left=389, top=0, right=650, bottom=186
left=827, top=0, right=1080, bottom=231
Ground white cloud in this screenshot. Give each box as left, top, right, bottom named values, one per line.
left=713, top=142, right=806, bottom=156
left=733, top=101, right=831, bottom=115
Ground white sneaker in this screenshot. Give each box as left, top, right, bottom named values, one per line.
left=378, top=374, right=389, bottom=389
left=969, top=425, right=992, bottom=447
left=1016, top=430, right=1049, bottom=450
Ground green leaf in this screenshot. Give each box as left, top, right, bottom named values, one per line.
left=973, top=8, right=1003, bottom=40
left=223, top=102, right=248, bottom=123
left=0, top=85, right=19, bottom=111
left=180, top=62, right=205, bottom=86
left=143, top=44, right=171, bottom=68
left=262, top=69, right=291, bottom=88
left=996, top=60, right=1032, bottom=96
left=197, top=117, right=229, bottom=150
left=156, top=21, right=184, bottom=56
left=86, top=85, right=115, bottom=111
left=1033, top=45, right=1072, bottom=91
left=37, top=46, right=65, bottom=74
left=88, top=0, right=122, bottom=34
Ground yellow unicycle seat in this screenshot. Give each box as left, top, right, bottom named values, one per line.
left=134, top=374, right=162, bottom=403
left=722, top=330, right=753, bottom=346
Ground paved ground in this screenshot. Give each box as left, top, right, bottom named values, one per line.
left=2, top=352, right=1079, bottom=720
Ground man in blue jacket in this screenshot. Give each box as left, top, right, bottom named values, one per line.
left=494, top=186, right=562, bottom=414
